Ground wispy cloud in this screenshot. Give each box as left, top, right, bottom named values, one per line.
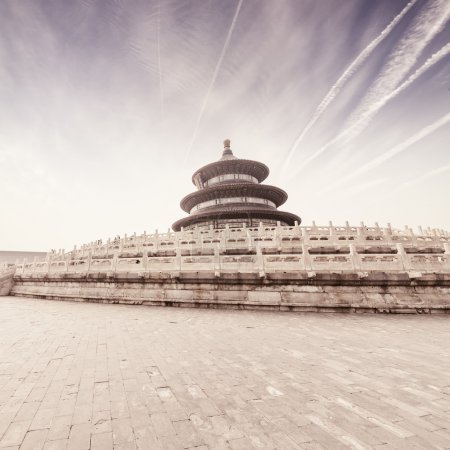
left=185, top=0, right=244, bottom=159
left=396, top=163, right=450, bottom=190
left=339, top=177, right=388, bottom=196
left=350, top=0, right=450, bottom=120
left=321, top=111, right=450, bottom=193
left=334, top=40, right=450, bottom=148
left=282, top=0, right=418, bottom=173
left=287, top=0, right=450, bottom=176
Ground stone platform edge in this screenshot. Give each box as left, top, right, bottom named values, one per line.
left=9, top=271, right=450, bottom=314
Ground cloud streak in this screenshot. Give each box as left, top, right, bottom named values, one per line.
left=321, top=111, right=450, bottom=193
left=282, top=0, right=418, bottom=172
left=337, top=40, right=450, bottom=146
left=288, top=0, right=450, bottom=176
left=185, top=0, right=244, bottom=159
left=396, top=163, right=450, bottom=190
left=339, top=177, right=389, bottom=197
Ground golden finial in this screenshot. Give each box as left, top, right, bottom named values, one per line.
left=223, top=139, right=231, bottom=148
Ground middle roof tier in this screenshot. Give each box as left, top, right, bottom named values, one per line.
left=180, top=183, right=288, bottom=213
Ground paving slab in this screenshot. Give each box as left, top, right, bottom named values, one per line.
left=0, top=296, right=449, bottom=449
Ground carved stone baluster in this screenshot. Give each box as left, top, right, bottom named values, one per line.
left=396, top=243, right=409, bottom=270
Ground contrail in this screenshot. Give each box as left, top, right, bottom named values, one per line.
left=315, top=41, right=450, bottom=185
left=185, top=0, right=244, bottom=159
left=287, top=0, right=450, bottom=177
left=339, top=0, right=450, bottom=142
left=340, top=178, right=388, bottom=196
left=282, top=0, right=418, bottom=172
left=322, top=112, right=450, bottom=192
left=308, top=41, right=450, bottom=175
left=396, top=163, right=450, bottom=190
left=338, top=42, right=450, bottom=145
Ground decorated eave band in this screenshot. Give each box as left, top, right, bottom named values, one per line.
left=171, top=208, right=301, bottom=231
left=192, top=158, right=270, bottom=187
left=180, top=183, right=288, bottom=213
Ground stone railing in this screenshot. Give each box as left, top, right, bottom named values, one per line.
left=42, top=223, right=450, bottom=259
left=0, top=264, right=15, bottom=275
left=0, top=265, right=15, bottom=296
left=13, top=224, right=450, bottom=277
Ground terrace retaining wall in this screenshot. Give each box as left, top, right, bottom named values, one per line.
left=11, top=271, right=450, bottom=313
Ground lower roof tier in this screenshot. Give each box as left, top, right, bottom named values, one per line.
left=172, top=207, right=301, bottom=231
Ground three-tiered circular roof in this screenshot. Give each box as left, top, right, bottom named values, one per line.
left=172, top=140, right=301, bottom=231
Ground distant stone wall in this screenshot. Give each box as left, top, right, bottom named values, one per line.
left=11, top=271, right=450, bottom=313
left=0, top=251, right=46, bottom=265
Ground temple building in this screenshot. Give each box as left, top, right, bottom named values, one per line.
left=172, top=140, right=301, bottom=231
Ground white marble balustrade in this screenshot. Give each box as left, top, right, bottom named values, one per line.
left=14, top=224, right=450, bottom=276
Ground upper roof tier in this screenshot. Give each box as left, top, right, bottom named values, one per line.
left=192, top=140, right=269, bottom=186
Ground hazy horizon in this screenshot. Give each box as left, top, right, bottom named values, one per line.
left=1, top=0, right=449, bottom=251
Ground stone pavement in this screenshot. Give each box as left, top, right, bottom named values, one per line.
left=0, top=297, right=449, bottom=450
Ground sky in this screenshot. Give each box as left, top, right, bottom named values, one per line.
left=0, top=0, right=449, bottom=251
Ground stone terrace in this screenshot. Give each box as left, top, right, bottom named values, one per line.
left=0, top=297, right=449, bottom=449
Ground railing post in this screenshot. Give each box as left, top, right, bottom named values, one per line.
left=214, top=245, right=221, bottom=277
left=349, top=244, right=360, bottom=270
left=142, top=248, right=148, bottom=271
left=444, top=243, right=450, bottom=271
left=356, top=224, right=363, bottom=242
left=113, top=253, right=118, bottom=273
left=274, top=227, right=281, bottom=251
left=246, top=228, right=253, bottom=251
left=294, top=220, right=301, bottom=237
left=258, top=222, right=263, bottom=238
left=328, top=221, right=334, bottom=236
left=175, top=245, right=181, bottom=271
left=396, top=243, right=409, bottom=270
left=301, top=227, right=309, bottom=243
left=302, top=244, right=312, bottom=270
left=256, top=244, right=265, bottom=278
left=154, top=229, right=159, bottom=252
